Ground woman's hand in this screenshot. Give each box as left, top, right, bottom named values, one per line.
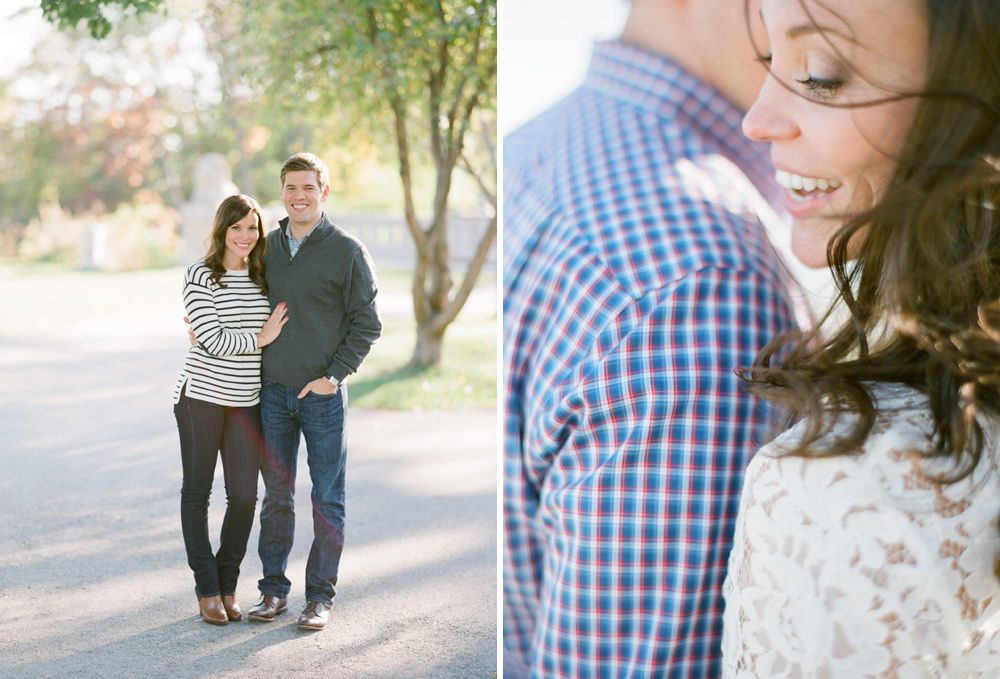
left=184, top=316, right=197, bottom=350
left=257, top=303, right=288, bottom=348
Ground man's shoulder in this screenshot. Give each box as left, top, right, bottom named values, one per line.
left=307, top=218, right=364, bottom=259
left=503, top=86, right=605, bottom=179
left=502, top=73, right=792, bottom=296
left=506, top=128, right=784, bottom=285
left=265, top=222, right=285, bottom=244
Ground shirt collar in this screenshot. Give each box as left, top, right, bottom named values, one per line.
left=584, top=40, right=780, bottom=207
left=286, top=215, right=324, bottom=244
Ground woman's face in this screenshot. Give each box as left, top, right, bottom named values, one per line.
left=742, top=0, right=928, bottom=267
left=222, top=211, right=260, bottom=269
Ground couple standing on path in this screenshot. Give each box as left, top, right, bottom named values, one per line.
left=172, top=153, right=382, bottom=630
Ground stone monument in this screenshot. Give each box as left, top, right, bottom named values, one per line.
left=179, top=153, right=240, bottom=264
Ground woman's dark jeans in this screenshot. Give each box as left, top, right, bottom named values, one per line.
left=174, top=387, right=261, bottom=598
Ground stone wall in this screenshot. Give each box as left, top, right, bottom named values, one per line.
left=252, top=206, right=495, bottom=272
left=335, top=213, right=497, bottom=271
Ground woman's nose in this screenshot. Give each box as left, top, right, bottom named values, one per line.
left=742, top=75, right=799, bottom=143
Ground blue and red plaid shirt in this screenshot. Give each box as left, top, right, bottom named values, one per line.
left=503, top=41, right=800, bottom=679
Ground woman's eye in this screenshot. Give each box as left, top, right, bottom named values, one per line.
left=756, top=53, right=773, bottom=66
left=797, top=75, right=844, bottom=98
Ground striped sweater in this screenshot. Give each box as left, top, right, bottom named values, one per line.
left=173, top=261, right=271, bottom=407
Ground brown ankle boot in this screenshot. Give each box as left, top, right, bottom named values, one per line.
left=198, top=595, right=229, bottom=625
left=221, top=595, right=242, bottom=621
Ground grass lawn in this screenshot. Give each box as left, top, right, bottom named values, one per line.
left=350, top=267, right=498, bottom=410
left=349, top=314, right=498, bottom=410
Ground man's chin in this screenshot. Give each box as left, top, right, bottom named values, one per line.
left=287, top=212, right=319, bottom=225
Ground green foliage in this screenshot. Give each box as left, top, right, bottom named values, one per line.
left=240, top=0, right=497, bottom=204
left=1, top=11, right=221, bottom=225
left=13, top=193, right=179, bottom=270
left=39, top=0, right=164, bottom=39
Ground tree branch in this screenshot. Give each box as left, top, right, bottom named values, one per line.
left=365, top=6, right=424, bottom=253
left=445, top=4, right=485, bottom=153
left=459, top=153, right=496, bottom=209
left=427, top=29, right=450, bottom=189
left=431, top=214, right=497, bottom=333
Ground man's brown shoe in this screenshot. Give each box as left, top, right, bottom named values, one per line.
left=221, top=595, right=242, bottom=621
left=247, top=594, right=288, bottom=622
left=297, top=601, right=332, bottom=631
left=198, top=595, right=229, bottom=625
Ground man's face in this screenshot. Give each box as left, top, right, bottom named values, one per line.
left=281, top=170, right=329, bottom=229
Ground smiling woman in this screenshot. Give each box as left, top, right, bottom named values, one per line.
left=222, top=211, right=260, bottom=269
left=172, top=193, right=288, bottom=626
left=743, top=0, right=928, bottom=267
left=722, top=0, right=1000, bottom=676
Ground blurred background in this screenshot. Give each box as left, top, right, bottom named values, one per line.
left=501, top=0, right=627, bottom=136
left=0, top=0, right=497, bottom=404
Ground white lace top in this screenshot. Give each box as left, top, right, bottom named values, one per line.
left=722, top=384, right=1000, bottom=678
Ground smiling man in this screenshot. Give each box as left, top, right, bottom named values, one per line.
left=247, top=152, right=382, bottom=631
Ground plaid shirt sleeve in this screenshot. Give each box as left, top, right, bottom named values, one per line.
left=503, top=40, right=801, bottom=679
left=505, top=265, right=793, bottom=679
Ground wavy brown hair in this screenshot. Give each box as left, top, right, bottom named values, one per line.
left=203, top=194, right=268, bottom=295
left=740, top=0, right=1000, bottom=576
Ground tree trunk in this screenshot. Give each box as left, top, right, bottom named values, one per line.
left=410, top=319, right=445, bottom=367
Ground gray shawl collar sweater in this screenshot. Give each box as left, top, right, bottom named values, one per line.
left=262, top=213, right=382, bottom=389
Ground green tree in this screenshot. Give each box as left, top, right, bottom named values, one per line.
left=246, top=0, right=497, bottom=367
left=39, top=0, right=162, bottom=38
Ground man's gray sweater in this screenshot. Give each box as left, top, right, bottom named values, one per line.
left=262, top=214, right=382, bottom=389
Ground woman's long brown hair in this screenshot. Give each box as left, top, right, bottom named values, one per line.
left=741, top=0, right=1000, bottom=577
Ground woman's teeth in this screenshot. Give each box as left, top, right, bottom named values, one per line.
left=776, top=170, right=841, bottom=201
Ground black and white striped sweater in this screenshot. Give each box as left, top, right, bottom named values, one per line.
left=173, top=261, right=271, bottom=407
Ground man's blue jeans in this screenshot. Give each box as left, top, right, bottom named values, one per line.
left=258, top=380, right=347, bottom=604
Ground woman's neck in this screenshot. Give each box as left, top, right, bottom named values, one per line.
left=221, top=255, right=246, bottom=271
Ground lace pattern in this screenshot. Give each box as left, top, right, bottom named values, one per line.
left=722, top=385, right=1000, bottom=678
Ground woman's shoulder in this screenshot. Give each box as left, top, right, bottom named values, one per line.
left=757, top=383, right=929, bottom=457
left=184, top=260, right=215, bottom=285
left=751, top=382, right=999, bottom=520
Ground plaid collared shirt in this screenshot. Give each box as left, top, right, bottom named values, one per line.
left=286, top=217, right=322, bottom=258
left=503, top=41, right=800, bottom=679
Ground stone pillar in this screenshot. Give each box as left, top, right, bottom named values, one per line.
left=178, top=153, right=240, bottom=264
left=78, top=222, right=109, bottom=271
